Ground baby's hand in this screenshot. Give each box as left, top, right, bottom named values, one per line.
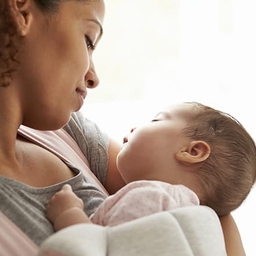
left=47, top=184, right=84, bottom=224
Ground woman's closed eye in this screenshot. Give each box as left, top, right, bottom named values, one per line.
left=85, top=35, right=95, bottom=50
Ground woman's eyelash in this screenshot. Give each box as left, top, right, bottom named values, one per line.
left=85, top=36, right=95, bottom=50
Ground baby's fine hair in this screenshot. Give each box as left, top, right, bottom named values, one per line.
left=183, top=102, right=256, bottom=216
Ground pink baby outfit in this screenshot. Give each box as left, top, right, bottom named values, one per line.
left=90, top=180, right=199, bottom=226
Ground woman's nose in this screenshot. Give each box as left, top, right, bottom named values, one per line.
left=85, top=62, right=99, bottom=89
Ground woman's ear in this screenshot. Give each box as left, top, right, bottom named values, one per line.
left=175, top=141, right=211, bottom=164
left=12, top=0, right=33, bottom=36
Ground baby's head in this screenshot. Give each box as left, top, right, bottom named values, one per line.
left=182, top=102, right=256, bottom=215
left=117, top=102, right=256, bottom=216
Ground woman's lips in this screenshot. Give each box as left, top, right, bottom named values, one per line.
left=76, top=88, right=87, bottom=108
left=76, top=88, right=87, bottom=99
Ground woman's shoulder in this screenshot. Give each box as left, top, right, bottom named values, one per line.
left=63, top=111, right=110, bottom=183
left=63, top=111, right=106, bottom=143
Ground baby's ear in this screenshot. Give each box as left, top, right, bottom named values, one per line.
left=13, top=0, right=33, bottom=36
left=175, top=141, right=211, bottom=164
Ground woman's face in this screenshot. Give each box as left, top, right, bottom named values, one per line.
left=15, top=0, right=105, bottom=130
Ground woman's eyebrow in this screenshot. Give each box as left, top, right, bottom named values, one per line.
left=87, top=19, right=103, bottom=38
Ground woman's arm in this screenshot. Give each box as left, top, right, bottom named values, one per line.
left=220, top=214, right=246, bottom=256
left=104, top=138, right=126, bottom=194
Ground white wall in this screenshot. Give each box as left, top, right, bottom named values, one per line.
left=83, top=1, right=256, bottom=255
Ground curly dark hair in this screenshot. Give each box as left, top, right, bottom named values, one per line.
left=0, top=1, right=20, bottom=87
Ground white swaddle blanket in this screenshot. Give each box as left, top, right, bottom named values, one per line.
left=38, top=205, right=227, bottom=256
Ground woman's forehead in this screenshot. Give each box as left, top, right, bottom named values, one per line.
left=59, top=0, right=105, bottom=22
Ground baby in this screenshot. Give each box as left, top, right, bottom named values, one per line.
left=46, top=102, right=256, bottom=230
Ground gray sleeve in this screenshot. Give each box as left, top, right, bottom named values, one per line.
left=62, top=111, right=109, bottom=185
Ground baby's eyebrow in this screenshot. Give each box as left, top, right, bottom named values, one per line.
left=154, top=111, right=171, bottom=119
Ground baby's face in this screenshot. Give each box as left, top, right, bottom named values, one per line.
left=117, top=103, right=196, bottom=184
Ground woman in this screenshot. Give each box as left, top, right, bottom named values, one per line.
left=0, top=0, right=245, bottom=255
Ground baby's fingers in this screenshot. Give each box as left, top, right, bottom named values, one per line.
left=61, top=184, right=73, bottom=192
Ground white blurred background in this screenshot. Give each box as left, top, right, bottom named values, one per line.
left=82, top=1, right=256, bottom=255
